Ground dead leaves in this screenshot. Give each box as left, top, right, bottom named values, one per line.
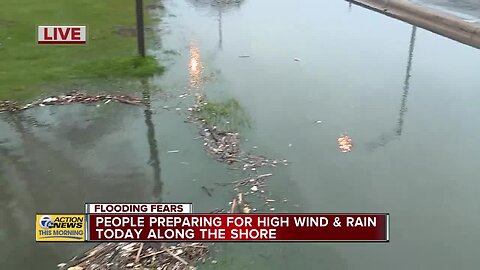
left=0, top=92, right=143, bottom=113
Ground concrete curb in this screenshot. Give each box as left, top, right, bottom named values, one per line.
left=351, top=0, right=480, bottom=49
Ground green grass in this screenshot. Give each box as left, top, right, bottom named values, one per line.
left=75, top=56, right=164, bottom=78
left=0, top=0, right=163, bottom=101
left=197, top=98, right=251, bottom=131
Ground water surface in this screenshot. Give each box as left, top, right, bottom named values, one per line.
left=1, top=0, right=480, bottom=269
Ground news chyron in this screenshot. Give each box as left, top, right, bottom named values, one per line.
left=36, top=204, right=389, bottom=242
left=37, top=26, right=87, bottom=45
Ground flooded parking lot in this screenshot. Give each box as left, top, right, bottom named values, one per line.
left=1, top=0, right=480, bottom=269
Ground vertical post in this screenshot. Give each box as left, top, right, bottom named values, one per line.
left=218, top=10, right=223, bottom=49
left=135, top=0, right=145, bottom=57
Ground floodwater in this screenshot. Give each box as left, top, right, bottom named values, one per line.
left=1, top=0, right=480, bottom=269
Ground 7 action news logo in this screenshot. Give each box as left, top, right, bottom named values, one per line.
left=39, top=215, right=54, bottom=229
left=39, top=215, right=83, bottom=229
left=36, top=214, right=85, bottom=242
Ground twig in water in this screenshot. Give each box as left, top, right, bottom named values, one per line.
left=201, top=186, right=212, bottom=197
left=135, top=243, right=143, bottom=264
left=166, top=248, right=189, bottom=266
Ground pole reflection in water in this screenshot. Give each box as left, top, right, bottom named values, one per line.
left=142, top=80, right=162, bottom=203
left=186, top=0, right=245, bottom=59
left=396, top=26, right=416, bottom=136
left=218, top=10, right=223, bottom=49
left=367, top=26, right=417, bottom=150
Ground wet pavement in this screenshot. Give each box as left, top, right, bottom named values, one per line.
left=1, top=0, right=480, bottom=269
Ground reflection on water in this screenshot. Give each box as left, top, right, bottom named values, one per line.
left=189, top=43, right=205, bottom=89
left=186, top=0, right=244, bottom=12
left=186, top=0, right=245, bottom=49
left=218, top=10, right=223, bottom=48
left=142, top=81, right=162, bottom=203
left=396, top=26, right=417, bottom=136
left=161, top=0, right=480, bottom=268
left=0, top=104, right=157, bottom=268
left=368, top=26, right=417, bottom=149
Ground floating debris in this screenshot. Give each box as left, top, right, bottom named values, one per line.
left=199, top=127, right=241, bottom=163
left=315, top=120, right=322, bottom=124
left=201, top=186, right=213, bottom=197
left=216, top=173, right=273, bottom=190
left=58, top=242, right=209, bottom=270
left=179, top=93, right=289, bottom=215
left=0, top=92, right=143, bottom=113
left=210, top=208, right=225, bottom=214
left=238, top=55, right=250, bottom=58
left=338, top=134, right=353, bottom=153
left=43, top=97, right=58, bottom=103
left=230, top=193, right=252, bottom=214
left=167, top=150, right=180, bottom=153
left=237, top=154, right=288, bottom=169
left=186, top=93, right=287, bottom=170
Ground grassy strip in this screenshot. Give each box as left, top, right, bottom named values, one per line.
left=74, top=56, right=164, bottom=78
left=0, top=0, right=162, bottom=101
left=197, top=98, right=251, bottom=131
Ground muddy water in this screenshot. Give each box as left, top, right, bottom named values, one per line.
left=1, top=0, right=480, bottom=269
